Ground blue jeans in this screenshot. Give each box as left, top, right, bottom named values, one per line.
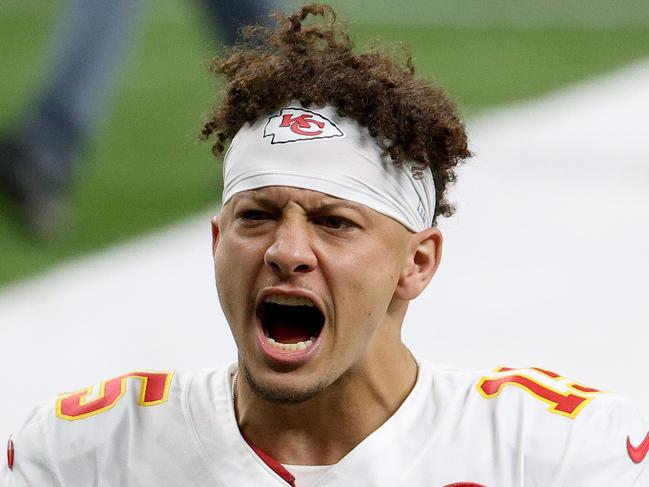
left=14, top=0, right=283, bottom=191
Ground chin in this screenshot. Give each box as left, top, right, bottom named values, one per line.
left=241, top=363, right=329, bottom=405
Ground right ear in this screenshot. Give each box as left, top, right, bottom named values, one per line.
left=211, top=215, right=220, bottom=255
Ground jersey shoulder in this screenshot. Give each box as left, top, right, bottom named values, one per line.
left=3, top=368, right=228, bottom=486
left=466, top=364, right=648, bottom=483
left=420, top=360, right=625, bottom=421
left=469, top=365, right=647, bottom=425
left=418, top=361, right=649, bottom=484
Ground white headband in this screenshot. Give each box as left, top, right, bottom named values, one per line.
left=221, top=103, right=435, bottom=232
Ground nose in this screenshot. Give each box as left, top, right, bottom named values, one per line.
left=264, top=219, right=317, bottom=275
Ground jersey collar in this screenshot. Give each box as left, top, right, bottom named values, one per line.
left=187, top=362, right=437, bottom=487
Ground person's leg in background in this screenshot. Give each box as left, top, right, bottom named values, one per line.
left=201, top=0, right=285, bottom=46
left=0, top=0, right=144, bottom=238
left=0, top=0, right=285, bottom=239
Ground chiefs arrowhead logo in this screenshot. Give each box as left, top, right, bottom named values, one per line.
left=627, top=431, right=649, bottom=464
left=264, top=107, right=344, bottom=144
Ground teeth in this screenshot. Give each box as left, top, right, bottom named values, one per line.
left=267, top=337, right=314, bottom=351
left=265, top=294, right=314, bottom=307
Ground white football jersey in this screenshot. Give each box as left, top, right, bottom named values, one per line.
left=2, top=361, right=648, bottom=486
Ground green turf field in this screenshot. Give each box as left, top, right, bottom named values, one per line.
left=321, top=0, right=649, bottom=27
left=1, top=1, right=649, bottom=286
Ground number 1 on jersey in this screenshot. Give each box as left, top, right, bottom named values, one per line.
left=477, top=367, right=602, bottom=419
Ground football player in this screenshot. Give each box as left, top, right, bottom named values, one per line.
left=2, top=4, right=648, bottom=486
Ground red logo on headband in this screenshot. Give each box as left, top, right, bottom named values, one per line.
left=264, top=107, right=344, bottom=144
left=281, top=114, right=324, bottom=136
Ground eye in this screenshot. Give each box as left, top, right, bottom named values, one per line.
left=313, top=215, right=357, bottom=230
left=237, top=209, right=272, bottom=221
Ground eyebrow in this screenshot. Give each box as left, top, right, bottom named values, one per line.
left=310, top=201, right=369, bottom=214
left=233, top=192, right=369, bottom=214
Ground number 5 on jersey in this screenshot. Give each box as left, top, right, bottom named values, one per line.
left=56, top=371, right=174, bottom=421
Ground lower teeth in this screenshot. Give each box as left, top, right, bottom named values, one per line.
left=267, top=337, right=316, bottom=351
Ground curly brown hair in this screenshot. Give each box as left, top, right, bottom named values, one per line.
left=201, top=3, right=470, bottom=222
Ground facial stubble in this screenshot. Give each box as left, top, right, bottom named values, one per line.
left=241, top=362, right=335, bottom=405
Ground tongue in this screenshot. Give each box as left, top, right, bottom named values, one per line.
left=271, top=321, right=311, bottom=344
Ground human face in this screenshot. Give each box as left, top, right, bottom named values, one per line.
left=213, top=186, right=417, bottom=403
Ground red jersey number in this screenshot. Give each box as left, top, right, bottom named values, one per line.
left=56, top=371, right=174, bottom=421
left=477, top=367, right=602, bottom=419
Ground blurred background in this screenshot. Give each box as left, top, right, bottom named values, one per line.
left=1, top=0, right=648, bottom=442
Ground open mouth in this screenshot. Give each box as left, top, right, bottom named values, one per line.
left=257, top=294, right=325, bottom=352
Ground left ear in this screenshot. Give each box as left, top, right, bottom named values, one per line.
left=394, top=227, right=442, bottom=300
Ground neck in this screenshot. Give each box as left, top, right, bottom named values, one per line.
left=234, top=335, right=417, bottom=466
